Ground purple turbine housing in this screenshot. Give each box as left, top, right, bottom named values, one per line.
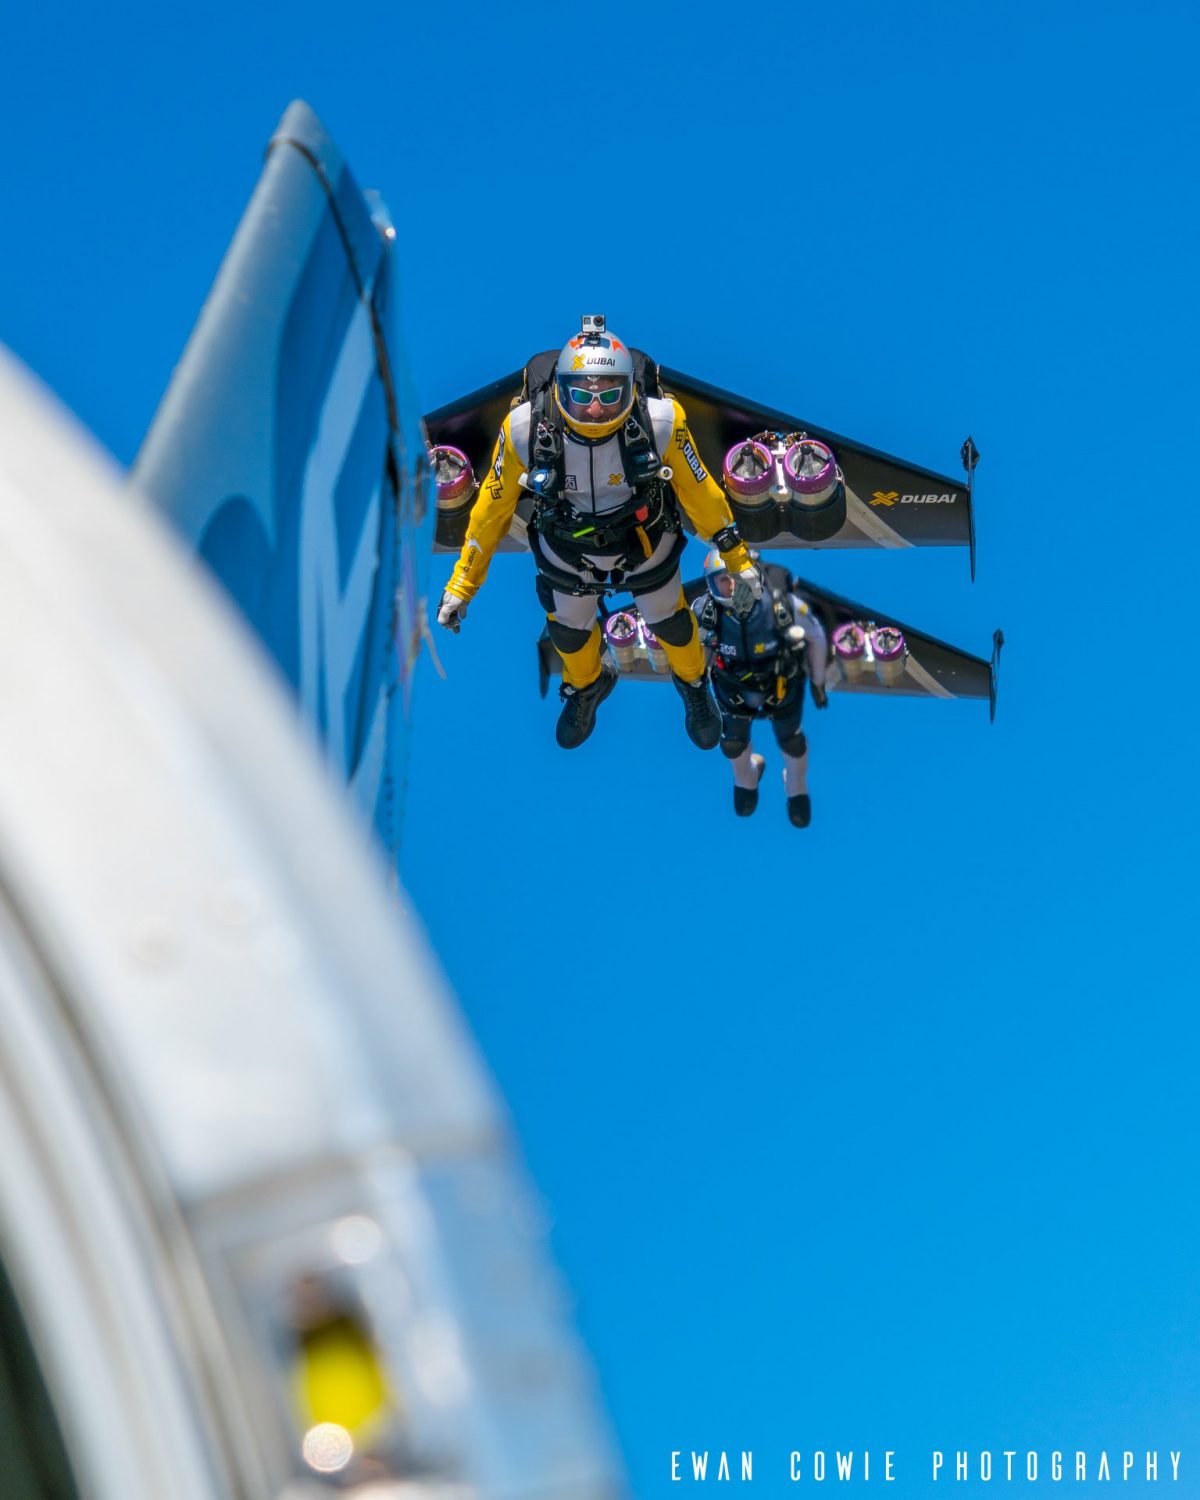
left=871, top=626, right=907, bottom=685
left=722, top=439, right=776, bottom=500
left=604, top=611, right=638, bottom=646
left=783, top=439, right=838, bottom=506
left=871, top=627, right=906, bottom=663
left=641, top=622, right=668, bottom=671
left=431, top=445, right=475, bottom=508
left=833, top=622, right=867, bottom=660
left=604, top=611, right=639, bottom=669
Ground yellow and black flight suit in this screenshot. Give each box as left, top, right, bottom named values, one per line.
left=445, top=393, right=753, bottom=692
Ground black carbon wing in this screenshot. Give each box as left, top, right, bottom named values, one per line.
left=426, top=362, right=981, bottom=571
left=425, top=369, right=532, bottom=554
left=538, top=580, right=1002, bottom=720
left=658, top=366, right=977, bottom=563
left=425, top=368, right=525, bottom=469
left=780, top=576, right=1001, bottom=715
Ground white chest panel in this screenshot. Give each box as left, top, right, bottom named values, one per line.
left=510, top=397, right=676, bottom=515
left=562, top=432, right=632, bottom=512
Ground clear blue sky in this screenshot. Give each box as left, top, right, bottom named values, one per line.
left=4, top=3, right=1198, bottom=1493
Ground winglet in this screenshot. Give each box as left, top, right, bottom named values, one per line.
left=989, top=628, right=1004, bottom=723
left=537, top=635, right=554, bottom=700
left=961, top=435, right=980, bottom=582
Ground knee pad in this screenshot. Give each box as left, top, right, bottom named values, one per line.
left=547, top=617, right=596, bottom=655
left=777, top=726, right=807, bottom=758
left=644, top=605, right=695, bottom=647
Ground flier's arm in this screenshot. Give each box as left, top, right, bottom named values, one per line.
left=792, top=595, right=829, bottom=689
left=445, top=413, right=525, bottom=603
left=665, top=398, right=753, bottom=573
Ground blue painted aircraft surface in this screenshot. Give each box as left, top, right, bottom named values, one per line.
left=135, top=100, right=433, bottom=865
left=0, top=100, right=621, bottom=1500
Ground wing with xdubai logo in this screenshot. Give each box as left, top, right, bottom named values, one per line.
left=425, top=356, right=981, bottom=576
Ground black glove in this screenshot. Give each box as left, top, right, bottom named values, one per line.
left=811, top=681, right=828, bottom=709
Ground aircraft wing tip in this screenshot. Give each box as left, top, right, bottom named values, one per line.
left=269, top=99, right=342, bottom=182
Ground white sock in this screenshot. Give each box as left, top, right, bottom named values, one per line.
left=731, top=749, right=765, bottom=791
left=782, top=749, right=808, bottom=797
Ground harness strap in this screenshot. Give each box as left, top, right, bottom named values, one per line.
left=524, top=366, right=682, bottom=594
left=529, top=524, right=687, bottom=598
left=529, top=386, right=565, bottom=496
left=713, top=668, right=805, bottom=715
left=615, top=394, right=665, bottom=493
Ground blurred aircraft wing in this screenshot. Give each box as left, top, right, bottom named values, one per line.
left=133, top=100, right=432, bottom=862
left=0, top=344, right=622, bottom=1500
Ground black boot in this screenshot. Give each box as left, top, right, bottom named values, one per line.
left=556, top=660, right=618, bottom=749
left=671, top=674, right=721, bottom=750
left=733, top=755, right=766, bottom=817
left=786, top=793, right=812, bottom=828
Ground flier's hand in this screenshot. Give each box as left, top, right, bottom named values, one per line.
left=730, top=565, right=764, bottom=616
left=437, top=589, right=468, bottom=632
left=811, top=681, right=829, bottom=709
left=738, top=565, right=764, bottom=600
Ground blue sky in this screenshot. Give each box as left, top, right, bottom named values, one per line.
left=4, top=2, right=1199, bottom=1492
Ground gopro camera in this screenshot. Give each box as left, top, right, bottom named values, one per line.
left=581, top=313, right=606, bottom=341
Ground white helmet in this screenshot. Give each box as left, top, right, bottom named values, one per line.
left=554, top=315, right=635, bottom=439
left=704, top=547, right=734, bottom=605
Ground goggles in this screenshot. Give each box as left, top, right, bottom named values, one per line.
left=564, top=384, right=626, bottom=408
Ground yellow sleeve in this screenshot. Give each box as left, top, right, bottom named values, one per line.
left=665, top=398, right=752, bottom=574
left=445, top=412, right=525, bottom=603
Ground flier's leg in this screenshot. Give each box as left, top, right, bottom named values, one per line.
left=731, top=745, right=762, bottom=790
left=782, top=745, right=808, bottom=796
left=546, top=588, right=602, bottom=688
left=635, top=579, right=706, bottom=683
left=635, top=574, right=720, bottom=749
left=774, top=713, right=811, bottom=826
